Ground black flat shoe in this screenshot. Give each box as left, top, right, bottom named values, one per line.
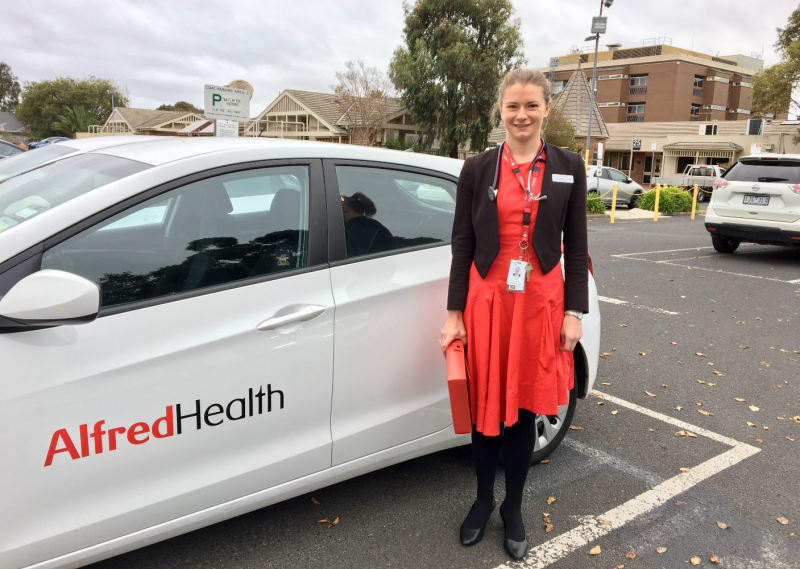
left=460, top=498, right=496, bottom=546
left=499, top=503, right=528, bottom=560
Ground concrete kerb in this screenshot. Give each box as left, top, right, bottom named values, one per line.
left=587, top=209, right=707, bottom=220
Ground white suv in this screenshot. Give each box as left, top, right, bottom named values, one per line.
left=704, top=153, right=800, bottom=252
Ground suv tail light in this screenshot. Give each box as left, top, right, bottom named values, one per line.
left=789, top=185, right=800, bottom=194
left=713, top=178, right=729, bottom=189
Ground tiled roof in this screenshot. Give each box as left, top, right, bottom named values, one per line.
left=551, top=68, right=609, bottom=139
left=662, top=141, right=744, bottom=151
left=543, top=52, right=759, bottom=77
left=0, top=112, right=24, bottom=133
left=114, top=108, right=201, bottom=130
left=285, top=90, right=404, bottom=133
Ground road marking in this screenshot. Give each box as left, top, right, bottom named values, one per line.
left=493, top=392, right=761, bottom=569
left=611, top=244, right=759, bottom=258
left=597, top=295, right=680, bottom=315
left=618, top=257, right=800, bottom=284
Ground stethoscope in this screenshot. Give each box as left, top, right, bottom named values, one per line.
left=487, top=141, right=548, bottom=203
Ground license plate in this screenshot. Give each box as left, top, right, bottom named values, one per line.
left=743, top=195, right=769, bottom=206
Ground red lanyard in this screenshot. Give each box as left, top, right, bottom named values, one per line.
left=502, top=141, right=546, bottom=258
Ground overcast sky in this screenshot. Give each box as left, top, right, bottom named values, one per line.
left=3, top=0, right=796, bottom=116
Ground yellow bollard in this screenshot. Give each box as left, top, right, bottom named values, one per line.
left=610, top=183, right=618, bottom=224
left=691, top=184, right=699, bottom=220
left=653, top=184, right=661, bottom=222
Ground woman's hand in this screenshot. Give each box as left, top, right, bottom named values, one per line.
left=440, top=310, right=467, bottom=356
left=560, top=313, right=583, bottom=352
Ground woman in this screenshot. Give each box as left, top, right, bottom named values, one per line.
left=341, top=192, right=395, bottom=257
left=440, top=69, right=588, bottom=560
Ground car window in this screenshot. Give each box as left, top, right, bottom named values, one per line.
left=607, top=169, right=628, bottom=183
left=601, top=168, right=613, bottom=180
left=41, top=165, right=311, bottom=308
left=335, top=165, right=455, bottom=258
left=724, top=160, right=800, bottom=183
left=0, top=154, right=149, bottom=235
left=0, top=143, right=22, bottom=157
left=0, top=144, right=74, bottom=182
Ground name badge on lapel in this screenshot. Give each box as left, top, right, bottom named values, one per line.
left=552, top=174, right=574, bottom=183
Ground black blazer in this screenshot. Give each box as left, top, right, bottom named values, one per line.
left=447, top=143, right=589, bottom=313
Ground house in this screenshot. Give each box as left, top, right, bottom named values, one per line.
left=0, top=112, right=25, bottom=140
left=84, top=108, right=206, bottom=137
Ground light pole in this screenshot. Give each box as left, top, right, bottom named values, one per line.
left=107, top=89, right=116, bottom=135
left=584, top=0, right=613, bottom=166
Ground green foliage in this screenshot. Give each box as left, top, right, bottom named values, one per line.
left=636, top=185, right=693, bottom=214
left=586, top=195, right=605, bottom=214
left=389, top=0, right=525, bottom=158
left=0, top=62, right=21, bottom=112
left=16, top=76, right=129, bottom=139
left=384, top=136, right=414, bottom=150
left=52, top=106, right=100, bottom=138
left=542, top=106, right=576, bottom=150
left=157, top=101, right=203, bottom=114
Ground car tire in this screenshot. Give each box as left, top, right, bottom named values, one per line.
left=530, top=381, right=577, bottom=464
left=628, top=192, right=642, bottom=209
left=696, top=188, right=709, bottom=203
left=711, top=235, right=740, bottom=253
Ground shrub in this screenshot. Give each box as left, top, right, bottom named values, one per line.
left=587, top=195, right=606, bottom=214
left=637, top=185, right=693, bottom=214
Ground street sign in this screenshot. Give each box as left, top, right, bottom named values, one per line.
left=591, top=16, right=607, bottom=34
left=597, top=141, right=604, bottom=160
left=204, top=84, right=250, bottom=122
left=651, top=141, right=657, bottom=151
left=215, top=119, right=239, bottom=138
left=750, top=143, right=762, bottom=154
left=632, top=139, right=642, bottom=150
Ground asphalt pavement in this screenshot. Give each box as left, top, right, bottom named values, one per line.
left=91, top=215, right=800, bottom=569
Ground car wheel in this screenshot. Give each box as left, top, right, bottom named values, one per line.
left=696, top=188, right=709, bottom=203
left=530, top=382, right=577, bottom=464
left=627, top=192, right=642, bottom=209
left=711, top=235, right=740, bottom=253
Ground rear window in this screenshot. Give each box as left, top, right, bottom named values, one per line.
left=724, top=160, right=800, bottom=183
left=0, top=144, right=75, bottom=181
left=0, top=153, right=149, bottom=235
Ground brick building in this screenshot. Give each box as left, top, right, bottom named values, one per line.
left=542, top=44, right=778, bottom=125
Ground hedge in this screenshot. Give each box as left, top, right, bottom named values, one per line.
left=636, top=185, right=693, bottom=214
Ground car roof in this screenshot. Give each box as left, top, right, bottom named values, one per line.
left=738, top=153, right=800, bottom=162
left=55, top=135, right=166, bottom=152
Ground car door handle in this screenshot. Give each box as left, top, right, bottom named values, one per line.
left=256, top=305, right=326, bottom=331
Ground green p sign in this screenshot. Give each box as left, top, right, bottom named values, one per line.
left=212, top=94, right=222, bottom=106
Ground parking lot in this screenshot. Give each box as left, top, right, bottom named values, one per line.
left=93, top=214, right=800, bottom=569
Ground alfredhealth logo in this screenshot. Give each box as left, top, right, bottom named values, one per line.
left=44, top=385, right=284, bottom=467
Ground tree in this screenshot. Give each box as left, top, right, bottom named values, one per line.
left=389, top=0, right=524, bottom=158
left=157, top=101, right=203, bottom=114
left=752, top=6, right=800, bottom=141
left=332, top=61, right=398, bottom=146
left=542, top=107, right=576, bottom=151
left=15, top=77, right=129, bottom=139
left=52, top=106, right=100, bottom=138
left=0, top=62, right=21, bottom=112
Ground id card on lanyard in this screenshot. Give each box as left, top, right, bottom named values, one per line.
left=502, top=140, right=546, bottom=293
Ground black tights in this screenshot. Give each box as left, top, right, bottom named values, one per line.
left=463, top=409, right=536, bottom=541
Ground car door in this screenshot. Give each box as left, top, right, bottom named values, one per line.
left=607, top=168, right=636, bottom=200
left=598, top=167, right=615, bottom=201
left=324, top=160, right=457, bottom=466
left=0, top=161, right=334, bottom=568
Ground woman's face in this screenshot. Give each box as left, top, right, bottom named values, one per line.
left=499, top=83, right=551, bottom=145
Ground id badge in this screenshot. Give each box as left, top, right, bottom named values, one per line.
left=506, top=260, right=526, bottom=292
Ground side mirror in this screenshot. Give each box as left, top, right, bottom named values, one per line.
left=0, top=270, right=100, bottom=329
left=626, top=177, right=633, bottom=184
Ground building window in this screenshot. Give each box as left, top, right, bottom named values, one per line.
left=630, top=74, right=648, bottom=86
left=626, top=102, right=645, bottom=122
left=690, top=104, right=700, bottom=116
left=747, top=118, right=764, bottom=135
left=694, top=75, right=705, bottom=88
left=551, top=80, right=565, bottom=95
left=701, top=124, right=718, bottom=136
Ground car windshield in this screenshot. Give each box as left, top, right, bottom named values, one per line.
left=724, top=160, right=800, bottom=183
left=0, top=144, right=75, bottom=182
left=0, top=153, right=150, bottom=235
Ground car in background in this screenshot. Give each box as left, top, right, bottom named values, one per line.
left=0, top=139, right=25, bottom=160
left=705, top=153, right=800, bottom=252
left=0, top=138, right=600, bottom=568
left=27, top=136, right=72, bottom=149
left=0, top=135, right=162, bottom=182
left=586, top=165, right=644, bottom=209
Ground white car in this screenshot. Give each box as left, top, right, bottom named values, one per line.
left=705, top=153, right=800, bottom=252
left=0, top=138, right=600, bottom=568
left=586, top=165, right=645, bottom=209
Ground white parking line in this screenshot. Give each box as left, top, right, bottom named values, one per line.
left=493, top=392, right=761, bottom=569
left=597, top=295, right=680, bottom=315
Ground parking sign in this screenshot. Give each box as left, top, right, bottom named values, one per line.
left=632, top=139, right=642, bottom=150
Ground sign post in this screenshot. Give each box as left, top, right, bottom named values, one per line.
left=650, top=140, right=657, bottom=187
left=204, top=84, right=251, bottom=137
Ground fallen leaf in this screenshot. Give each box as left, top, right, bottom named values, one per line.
left=713, top=371, right=724, bottom=376
left=707, top=362, right=715, bottom=366
left=545, top=522, right=554, bottom=532
left=676, top=430, right=698, bottom=438
left=697, top=380, right=706, bottom=384
left=740, top=345, right=748, bottom=349
left=747, top=422, right=757, bottom=427
left=736, top=321, right=745, bottom=324
left=540, top=459, right=550, bottom=464
left=662, top=383, right=669, bottom=388
left=317, top=519, right=330, bottom=523
left=598, top=519, right=612, bottom=525
left=310, top=496, right=320, bottom=505
left=756, top=438, right=763, bottom=443
left=787, top=436, right=795, bottom=442
left=675, top=501, right=686, bottom=505
left=328, top=517, right=339, bottom=528
left=697, top=402, right=703, bottom=406
left=620, top=324, right=628, bottom=327
left=546, top=496, right=557, bottom=505
left=569, top=425, right=584, bottom=430
left=598, top=401, right=605, bottom=405
left=589, top=545, right=601, bottom=555
left=734, top=397, right=746, bottom=402
left=696, top=352, right=707, bottom=357
left=793, top=416, right=800, bottom=423
left=639, top=352, right=648, bottom=356
left=671, top=341, right=677, bottom=345
left=691, top=556, right=702, bottom=566
left=614, top=565, right=625, bottom=569
left=749, top=405, right=760, bottom=412
left=649, top=428, right=655, bottom=432
left=760, top=362, right=771, bottom=368
left=708, top=382, right=717, bottom=386
left=625, top=551, right=637, bottom=559
left=710, top=552, right=720, bottom=564
left=601, top=382, right=612, bottom=386
left=680, top=467, right=691, bottom=472
left=698, top=409, right=713, bottom=416
left=646, top=391, right=656, bottom=397
left=611, top=410, right=619, bottom=416
left=676, top=406, right=683, bottom=411
left=599, top=352, right=613, bottom=358
left=764, top=426, right=769, bottom=430
left=657, top=547, right=667, bottom=553
left=717, top=521, right=730, bottom=530
left=777, top=517, right=789, bottom=525
left=612, top=347, right=617, bottom=351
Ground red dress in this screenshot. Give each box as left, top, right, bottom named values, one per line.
left=463, top=150, right=574, bottom=436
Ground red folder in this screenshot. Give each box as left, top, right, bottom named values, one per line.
left=446, top=340, right=472, bottom=434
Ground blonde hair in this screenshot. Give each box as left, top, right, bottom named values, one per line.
left=496, top=69, right=552, bottom=107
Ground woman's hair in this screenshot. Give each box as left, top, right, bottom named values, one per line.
left=342, top=192, right=377, bottom=217
left=496, top=69, right=552, bottom=107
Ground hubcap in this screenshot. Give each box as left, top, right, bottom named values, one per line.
left=533, top=403, right=569, bottom=451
